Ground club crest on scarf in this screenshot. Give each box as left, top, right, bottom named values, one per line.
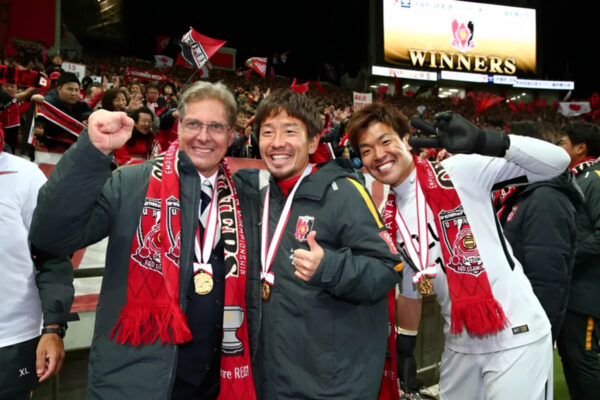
left=294, top=215, right=314, bottom=242
left=439, top=205, right=484, bottom=276
left=131, top=198, right=162, bottom=273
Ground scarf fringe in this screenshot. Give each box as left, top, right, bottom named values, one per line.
left=450, top=296, right=509, bottom=336
left=110, top=301, right=193, bottom=345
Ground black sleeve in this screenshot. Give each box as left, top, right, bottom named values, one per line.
left=33, top=247, right=79, bottom=326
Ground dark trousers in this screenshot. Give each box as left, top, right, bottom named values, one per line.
left=171, top=358, right=220, bottom=400
left=0, top=336, right=39, bottom=400
left=557, top=310, right=600, bottom=400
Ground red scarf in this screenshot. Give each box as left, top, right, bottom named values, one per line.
left=383, top=159, right=509, bottom=336
left=111, top=142, right=256, bottom=399
left=377, top=292, right=400, bottom=400
left=571, top=156, right=598, bottom=177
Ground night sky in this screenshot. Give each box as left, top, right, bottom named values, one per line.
left=73, top=0, right=597, bottom=98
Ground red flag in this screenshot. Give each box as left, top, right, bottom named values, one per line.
left=290, top=78, right=310, bottom=94
left=313, top=81, right=328, bottom=94
left=589, top=92, right=600, bottom=110
left=178, top=27, right=226, bottom=70
left=393, top=74, right=401, bottom=97
left=377, top=85, right=388, bottom=101
left=243, top=69, right=253, bottom=80
left=508, top=99, right=518, bottom=113
left=245, top=57, right=267, bottom=77
left=472, top=92, right=504, bottom=116
left=156, top=35, right=170, bottom=54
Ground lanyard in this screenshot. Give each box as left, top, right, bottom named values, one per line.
left=193, top=184, right=219, bottom=276
left=395, top=180, right=437, bottom=284
left=260, top=165, right=312, bottom=286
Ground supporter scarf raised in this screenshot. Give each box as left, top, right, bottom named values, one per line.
left=382, top=158, right=509, bottom=336
left=111, top=142, right=256, bottom=399
left=36, top=101, right=85, bottom=138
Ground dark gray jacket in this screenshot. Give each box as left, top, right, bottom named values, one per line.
left=497, top=169, right=583, bottom=340
left=237, top=159, right=402, bottom=400
left=29, top=131, right=261, bottom=399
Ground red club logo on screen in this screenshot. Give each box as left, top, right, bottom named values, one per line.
left=450, top=19, right=476, bottom=52
left=294, top=216, right=314, bottom=242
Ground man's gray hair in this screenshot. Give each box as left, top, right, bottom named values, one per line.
left=177, top=81, right=237, bottom=126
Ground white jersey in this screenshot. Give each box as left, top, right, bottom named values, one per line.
left=396, top=135, right=569, bottom=354
left=0, top=152, right=46, bottom=348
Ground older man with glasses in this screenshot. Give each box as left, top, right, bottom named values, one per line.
left=29, top=81, right=259, bottom=400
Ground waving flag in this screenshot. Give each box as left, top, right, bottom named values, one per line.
left=177, top=27, right=226, bottom=70
left=290, top=78, right=310, bottom=94
left=245, top=57, right=267, bottom=77
left=559, top=102, right=592, bottom=117
left=154, top=55, right=174, bottom=69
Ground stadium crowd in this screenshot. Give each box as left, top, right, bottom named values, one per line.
left=1, top=47, right=600, bottom=400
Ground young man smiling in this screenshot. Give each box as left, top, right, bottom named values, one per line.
left=347, top=103, right=570, bottom=400
left=242, top=89, right=402, bottom=399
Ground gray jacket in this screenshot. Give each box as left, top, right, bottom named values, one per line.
left=29, top=131, right=261, bottom=399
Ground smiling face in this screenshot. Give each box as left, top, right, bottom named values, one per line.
left=178, top=99, right=234, bottom=177
left=358, top=122, right=415, bottom=188
left=258, top=111, right=319, bottom=181
left=135, top=112, right=153, bottom=135
left=112, top=92, right=127, bottom=111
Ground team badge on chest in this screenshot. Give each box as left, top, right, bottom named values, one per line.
left=294, top=215, right=314, bottom=242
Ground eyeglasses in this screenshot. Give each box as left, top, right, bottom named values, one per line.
left=180, top=119, right=231, bottom=135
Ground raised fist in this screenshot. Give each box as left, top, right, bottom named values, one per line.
left=88, top=109, right=134, bottom=155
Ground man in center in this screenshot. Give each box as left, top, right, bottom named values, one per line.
left=241, top=89, right=401, bottom=399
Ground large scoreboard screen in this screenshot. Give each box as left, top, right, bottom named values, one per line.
left=383, top=0, right=537, bottom=76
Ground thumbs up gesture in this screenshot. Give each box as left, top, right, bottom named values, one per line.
left=293, top=231, right=324, bottom=282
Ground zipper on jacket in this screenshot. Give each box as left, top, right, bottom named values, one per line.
left=492, top=200, right=516, bottom=270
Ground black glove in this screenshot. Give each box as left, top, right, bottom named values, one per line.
left=396, top=333, right=419, bottom=393
left=409, top=112, right=510, bottom=157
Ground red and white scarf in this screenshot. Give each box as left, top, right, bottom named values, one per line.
left=383, top=158, right=509, bottom=336
left=571, top=156, right=599, bottom=177
left=110, top=141, right=256, bottom=399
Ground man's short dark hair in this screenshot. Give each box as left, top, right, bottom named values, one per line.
left=57, top=72, right=80, bottom=88
left=145, top=83, right=159, bottom=93
left=252, top=89, right=322, bottom=140
left=563, top=121, right=600, bottom=158
left=129, top=106, right=154, bottom=123
left=346, top=102, right=410, bottom=152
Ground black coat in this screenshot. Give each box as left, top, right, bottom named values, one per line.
left=497, top=169, right=583, bottom=340
left=570, top=161, right=600, bottom=318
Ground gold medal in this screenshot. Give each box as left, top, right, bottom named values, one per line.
left=417, top=275, right=434, bottom=296
left=262, top=281, right=271, bottom=302
left=194, top=272, right=213, bottom=295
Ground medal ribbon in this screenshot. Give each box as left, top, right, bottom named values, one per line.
left=193, top=182, right=219, bottom=276
left=395, top=180, right=437, bottom=284
left=261, top=165, right=312, bottom=286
